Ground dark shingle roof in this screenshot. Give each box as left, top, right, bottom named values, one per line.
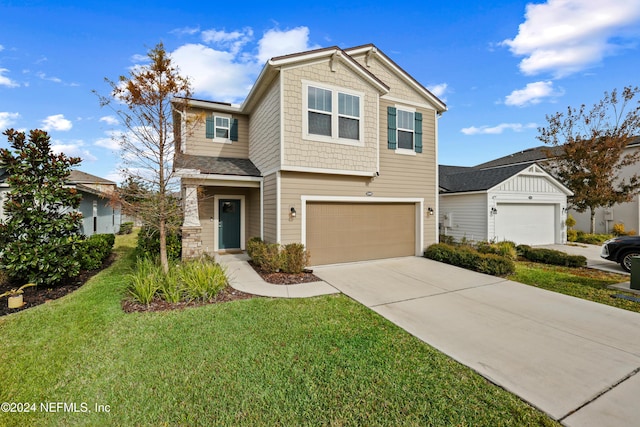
left=175, top=154, right=261, bottom=177
left=439, top=163, right=534, bottom=193
left=0, top=169, right=114, bottom=185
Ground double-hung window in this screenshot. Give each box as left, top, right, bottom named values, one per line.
left=397, top=110, right=414, bottom=150
left=306, top=83, right=362, bottom=143
left=387, top=106, right=423, bottom=153
left=206, top=115, right=238, bottom=142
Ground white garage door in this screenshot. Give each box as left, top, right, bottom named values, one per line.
left=306, top=202, right=416, bottom=265
left=494, top=203, right=556, bottom=245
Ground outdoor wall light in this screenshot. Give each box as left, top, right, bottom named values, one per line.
left=427, top=207, right=434, bottom=215
left=490, top=207, right=498, bottom=215
left=290, top=207, right=296, bottom=218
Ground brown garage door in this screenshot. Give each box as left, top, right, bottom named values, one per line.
left=306, top=202, right=416, bottom=265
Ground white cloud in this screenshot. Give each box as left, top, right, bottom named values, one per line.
left=41, top=114, right=73, bottom=132
left=170, top=26, right=200, bottom=37
left=504, top=81, right=564, bottom=107
left=0, top=44, right=4, bottom=52
left=461, top=122, right=537, bottom=135
left=502, top=0, right=640, bottom=77
left=202, top=28, right=253, bottom=55
left=36, top=72, right=62, bottom=83
left=257, top=27, right=320, bottom=64
left=427, top=83, right=448, bottom=101
left=0, top=68, right=19, bottom=88
left=51, top=140, right=97, bottom=162
left=94, top=130, right=123, bottom=151
left=99, top=115, right=120, bottom=126
left=0, top=112, right=20, bottom=129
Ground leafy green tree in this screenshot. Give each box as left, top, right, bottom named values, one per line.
left=0, top=129, right=83, bottom=285
left=538, top=86, right=640, bottom=233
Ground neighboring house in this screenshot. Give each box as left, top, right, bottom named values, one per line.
left=439, top=162, right=573, bottom=245
left=0, top=169, right=121, bottom=236
left=174, top=44, right=447, bottom=265
left=476, top=137, right=640, bottom=235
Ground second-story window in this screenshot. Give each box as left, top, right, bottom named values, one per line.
left=306, top=83, right=362, bottom=144
left=397, top=110, right=414, bottom=150
left=206, top=114, right=238, bottom=142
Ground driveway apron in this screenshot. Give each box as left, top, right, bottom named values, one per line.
left=313, top=257, right=640, bottom=426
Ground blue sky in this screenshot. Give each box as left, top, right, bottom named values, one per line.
left=1, top=0, right=639, bottom=183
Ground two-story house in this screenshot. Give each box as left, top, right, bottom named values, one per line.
left=174, top=44, right=446, bottom=265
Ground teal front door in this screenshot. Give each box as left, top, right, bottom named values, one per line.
left=219, top=199, right=241, bottom=249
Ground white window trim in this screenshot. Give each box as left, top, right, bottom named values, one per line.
left=395, top=105, right=416, bottom=154
left=209, top=113, right=233, bottom=144
left=302, top=80, right=365, bottom=147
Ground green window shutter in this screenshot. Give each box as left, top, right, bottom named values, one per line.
left=205, top=116, right=215, bottom=139
left=387, top=107, right=397, bottom=150
left=230, top=118, right=238, bottom=141
left=414, top=112, right=423, bottom=153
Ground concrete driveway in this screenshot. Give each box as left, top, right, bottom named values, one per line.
left=314, top=257, right=640, bottom=426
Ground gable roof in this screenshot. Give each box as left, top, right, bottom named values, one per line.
left=439, top=163, right=534, bottom=193
left=0, top=169, right=114, bottom=186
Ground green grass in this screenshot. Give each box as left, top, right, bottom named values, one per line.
left=510, top=262, right=640, bottom=312
left=0, top=235, right=557, bottom=426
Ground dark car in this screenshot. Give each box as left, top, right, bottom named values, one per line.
left=600, top=236, right=640, bottom=272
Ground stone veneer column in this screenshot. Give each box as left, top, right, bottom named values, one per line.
left=181, top=185, right=202, bottom=259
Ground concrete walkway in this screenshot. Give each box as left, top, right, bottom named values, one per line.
left=215, top=252, right=339, bottom=298
left=313, top=257, right=640, bottom=427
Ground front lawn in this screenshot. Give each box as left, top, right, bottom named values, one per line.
left=510, top=262, right=639, bottom=312
left=0, top=234, right=557, bottom=426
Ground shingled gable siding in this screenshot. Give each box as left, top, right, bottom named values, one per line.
left=249, top=78, right=281, bottom=174
left=185, top=108, right=249, bottom=158
left=280, top=60, right=378, bottom=173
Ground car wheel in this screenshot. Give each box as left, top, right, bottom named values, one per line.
left=620, top=251, right=640, bottom=273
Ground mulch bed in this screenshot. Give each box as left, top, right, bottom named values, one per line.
left=248, top=261, right=321, bottom=285
left=0, top=254, right=116, bottom=317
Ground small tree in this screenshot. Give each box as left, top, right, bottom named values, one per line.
left=0, top=129, right=83, bottom=285
left=538, top=86, right=640, bottom=233
left=97, top=42, right=195, bottom=273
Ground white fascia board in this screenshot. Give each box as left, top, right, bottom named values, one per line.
left=187, top=99, right=241, bottom=113
left=302, top=195, right=423, bottom=203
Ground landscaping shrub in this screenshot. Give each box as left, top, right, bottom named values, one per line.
left=567, top=228, right=578, bottom=242
left=439, top=234, right=456, bottom=245
left=128, top=256, right=228, bottom=304
left=612, top=223, right=636, bottom=236
left=424, top=243, right=515, bottom=276
left=136, top=226, right=182, bottom=260
left=574, top=232, right=612, bottom=245
left=476, top=241, right=517, bottom=260
left=118, top=222, right=134, bottom=235
left=519, top=247, right=587, bottom=268
left=281, top=243, right=309, bottom=274
left=246, top=237, right=310, bottom=274
left=78, top=234, right=116, bottom=270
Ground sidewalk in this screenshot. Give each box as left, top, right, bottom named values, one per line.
left=214, top=252, right=339, bottom=298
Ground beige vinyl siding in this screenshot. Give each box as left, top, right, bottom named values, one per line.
left=280, top=170, right=436, bottom=248
left=263, top=173, right=278, bottom=243
left=280, top=60, right=379, bottom=173
left=249, top=78, right=281, bottom=173
left=439, top=193, right=488, bottom=242
left=184, top=108, right=249, bottom=158
left=196, top=186, right=260, bottom=254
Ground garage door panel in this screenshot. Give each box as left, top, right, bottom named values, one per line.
left=307, top=202, right=416, bottom=265
left=495, top=203, right=555, bottom=245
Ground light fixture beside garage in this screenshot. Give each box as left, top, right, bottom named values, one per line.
left=427, top=207, right=434, bottom=215
left=490, top=207, right=498, bottom=215
left=290, top=207, right=296, bottom=218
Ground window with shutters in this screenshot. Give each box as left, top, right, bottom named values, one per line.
left=304, top=81, right=363, bottom=146
left=387, top=106, right=423, bottom=155
left=205, top=114, right=238, bottom=143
